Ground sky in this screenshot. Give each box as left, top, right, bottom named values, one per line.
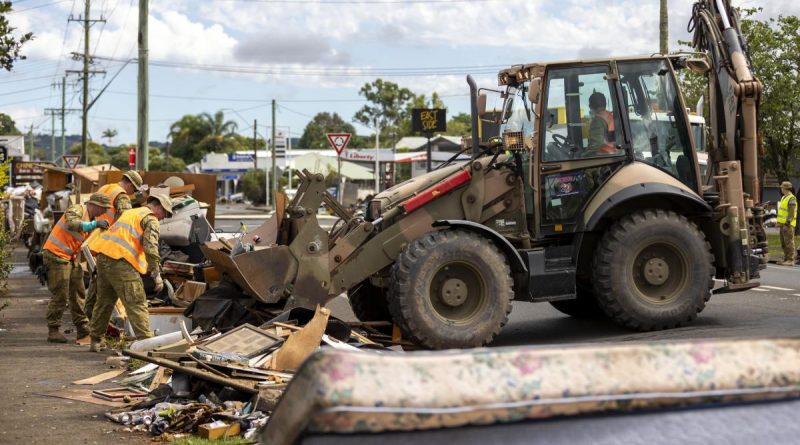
left=2, top=0, right=798, bottom=150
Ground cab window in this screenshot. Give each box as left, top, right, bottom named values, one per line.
left=541, top=65, right=625, bottom=162
left=619, top=60, right=698, bottom=190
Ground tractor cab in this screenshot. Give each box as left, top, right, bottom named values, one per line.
left=483, top=56, right=702, bottom=238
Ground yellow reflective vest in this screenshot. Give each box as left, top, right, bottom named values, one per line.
left=90, top=207, right=152, bottom=274
left=43, top=205, right=89, bottom=261
left=777, top=193, right=797, bottom=228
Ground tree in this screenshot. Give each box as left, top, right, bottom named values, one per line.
left=241, top=169, right=266, bottom=204
left=446, top=112, right=472, bottom=137
left=101, top=128, right=118, bottom=146
left=167, top=111, right=241, bottom=164
left=69, top=141, right=109, bottom=165
left=299, top=112, right=357, bottom=149
left=0, top=1, right=33, bottom=71
left=0, top=112, right=20, bottom=134
left=200, top=110, right=238, bottom=137
left=740, top=12, right=800, bottom=181
left=398, top=92, right=446, bottom=136
left=149, top=155, right=186, bottom=172
left=354, top=79, right=415, bottom=142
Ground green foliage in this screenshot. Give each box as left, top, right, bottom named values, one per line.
left=149, top=154, right=186, bottom=172
left=0, top=112, right=20, bottom=134
left=0, top=159, right=12, bottom=295
left=101, top=128, right=118, bottom=146
left=0, top=1, right=33, bottom=71
left=69, top=141, right=109, bottom=165
left=167, top=111, right=242, bottom=164
left=299, top=112, right=357, bottom=149
left=740, top=11, right=800, bottom=180
left=241, top=169, right=266, bottom=204
left=354, top=79, right=416, bottom=140
left=446, top=112, right=472, bottom=137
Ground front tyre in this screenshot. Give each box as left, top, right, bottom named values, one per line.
left=388, top=230, right=513, bottom=349
left=593, top=209, right=713, bottom=331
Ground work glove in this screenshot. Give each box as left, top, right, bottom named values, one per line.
left=152, top=272, right=164, bottom=293
left=96, top=219, right=110, bottom=230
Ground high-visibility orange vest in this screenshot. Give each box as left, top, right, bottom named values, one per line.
left=43, top=205, right=90, bottom=261
left=90, top=207, right=152, bottom=274
left=96, top=183, right=127, bottom=224
left=596, top=110, right=621, bottom=154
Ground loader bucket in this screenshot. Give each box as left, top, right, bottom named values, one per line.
left=201, top=244, right=296, bottom=303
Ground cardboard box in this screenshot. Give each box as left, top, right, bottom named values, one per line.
left=173, top=280, right=206, bottom=307
left=197, top=421, right=240, bottom=439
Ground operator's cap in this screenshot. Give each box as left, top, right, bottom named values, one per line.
left=122, top=170, right=144, bottom=191
left=87, top=192, right=111, bottom=208
left=147, top=193, right=173, bottom=217
left=781, top=181, right=793, bottom=190
left=158, top=176, right=185, bottom=189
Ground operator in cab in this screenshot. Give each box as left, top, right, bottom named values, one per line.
left=586, top=92, right=621, bottom=157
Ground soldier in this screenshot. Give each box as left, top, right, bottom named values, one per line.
left=586, top=92, right=620, bottom=156
left=87, top=194, right=172, bottom=352
left=42, top=192, right=112, bottom=343
left=83, top=170, right=143, bottom=319
left=777, top=181, right=797, bottom=266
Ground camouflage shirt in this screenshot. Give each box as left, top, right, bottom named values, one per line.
left=141, top=213, right=161, bottom=274
left=114, top=192, right=133, bottom=216
left=62, top=203, right=87, bottom=232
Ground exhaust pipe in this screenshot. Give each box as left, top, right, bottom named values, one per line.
left=467, top=75, right=481, bottom=157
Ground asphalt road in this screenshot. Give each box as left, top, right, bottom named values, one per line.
left=493, top=264, right=800, bottom=347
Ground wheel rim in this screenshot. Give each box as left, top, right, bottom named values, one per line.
left=429, top=261, right=487, bottom=324
left=630, top=241, right=689, bottom=305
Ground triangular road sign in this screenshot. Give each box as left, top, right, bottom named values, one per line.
left=62, top=154, right=81, bottom=169
left=326, top=133, right=351, bottom=155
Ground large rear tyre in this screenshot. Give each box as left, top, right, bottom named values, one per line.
left=348, top=280, right=390, bottom=322
left=593, top=209, right=714, bottom=331
left=388, top=230, right=513, bottom=349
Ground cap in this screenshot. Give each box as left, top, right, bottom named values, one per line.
left=122, top=170, right=144, bottom=191
left=781, top=181, right=793, bottom=190
left=87, top=192, right=112, bottom=208
left=158, top=176, right=185, bottom=189
left=147, top=193, right=173, bottom=217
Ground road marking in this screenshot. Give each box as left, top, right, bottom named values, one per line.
left=760, top=285, right=795, bottom=291
left=752, top=288, right=769, bottom=292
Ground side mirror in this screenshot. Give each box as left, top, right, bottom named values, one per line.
left=687, top=58, right=710, bottom=74
left=477, top=94, right=487, bottom=116
left=528, top=77, right=542, bottom=104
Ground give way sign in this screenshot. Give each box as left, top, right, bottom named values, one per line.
left=326, top=133, right=351, bottom=155
left=62, top=154, right=81, bottom=169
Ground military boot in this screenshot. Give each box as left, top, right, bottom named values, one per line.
left=47, top=326, right=68, bottom=343
left=89, top=338, right=107, bottom=352
left=76, top=323, right=91, bottom=341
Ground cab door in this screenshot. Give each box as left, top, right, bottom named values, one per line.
left=535, top=63, right=628, bottom=237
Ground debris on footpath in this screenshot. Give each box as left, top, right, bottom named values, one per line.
left=87, top=305, right=402, bottom=441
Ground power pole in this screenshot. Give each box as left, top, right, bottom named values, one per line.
left=253, top=119, right=258, bottom=170
left=45, top=108, right=78, bottom=162
left=271, top=99, right=277, bottom=209
left=61, top=77, right=66, bottom=159
left=374, top=117, right=380, bottom=193
left=50, top=112, right=55, bottom=161
left=28, top=124, right=34, bottom=160
left=137, top=0, right=148, bottom=170
left=67, top=0, right=105, bottom=165
left=660, top=0, right=668, bottom=54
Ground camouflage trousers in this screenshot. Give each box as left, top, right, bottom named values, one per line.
left=84, top=274, right=97, bottom=320
left=89, top=254, right=152, bottom=341
left=780, top=224, right=797, bottom=263
left=43, top=251, right=89, bottom=330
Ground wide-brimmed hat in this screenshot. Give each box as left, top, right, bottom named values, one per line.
left=122, top=170, right=144, bottom=191
left=147, top=193, right=173, bottom=217
left=780, top=181, right=793, bottom=190
left=86, top=192, right=112, bottom=208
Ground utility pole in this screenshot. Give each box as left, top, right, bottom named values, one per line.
left=45, top=108, right=79, bottom=162
left=374, top=117, right=380, bottom=193
left=659, top=0, right=668, bottom=54
left=67, top=0, right=105, bottom=165
left=271, top=99, right=277, bottom=209
left=253, top=119, right=258, bottom=170
left=50, top=112, right=55, bottom=161
left=28, top=124, right=34, bottom=160
left=61, top=77, right=66, bottom=159
left=137, top=0, right=148, bottom=170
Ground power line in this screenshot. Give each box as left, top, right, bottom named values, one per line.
left=7, top=0, right=71, bottom=14
left=211, top=0, right=504, bottom=3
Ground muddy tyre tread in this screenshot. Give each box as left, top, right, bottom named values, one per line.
left=592, top=209, right=714, bottom=331
left=348, top=280, right=391, bottom=322
left=388, top=230, right=513, bottom=349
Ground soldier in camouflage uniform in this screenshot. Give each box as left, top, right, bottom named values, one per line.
left=42, top=193, right=112, bottom=343
left=83, top=170, right=142, bottom=319
left=87, top=194, right=172, bottom=352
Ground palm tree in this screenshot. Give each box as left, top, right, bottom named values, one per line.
left=199, top=110, right=238, bottom=137
left=102, top=128, right=118, bottom=146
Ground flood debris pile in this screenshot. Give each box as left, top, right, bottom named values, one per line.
left=93, top=305, right=400, bottom=441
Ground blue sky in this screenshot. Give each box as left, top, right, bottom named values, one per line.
left=3, top=0, right=797, bottom=148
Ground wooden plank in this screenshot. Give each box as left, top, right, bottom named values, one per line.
left=36, top=389, right=130, bottom=408
left=72, top=369, right=126, bottom=385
